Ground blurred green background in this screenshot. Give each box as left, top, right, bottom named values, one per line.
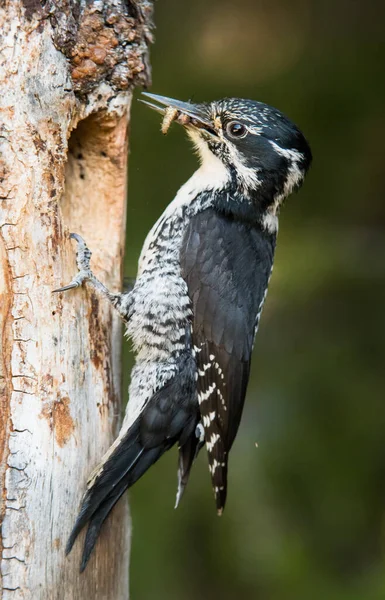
left=123, top=1, right=385, bottom=598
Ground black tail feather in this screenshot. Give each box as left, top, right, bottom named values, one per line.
left=80, top=477, right=129, bottom=572
left=65, top=447, right=143, bottom=557
left=78, top=445, right=165, bottom=570
left=67, top=356, right=198, bottom=569
left=175, top=427, right=204, bottom=508
left=213, top=459, right=228, bottom=516
left=67, top=420, right=171, bottom=567
left=66, top=422, right=143, bottom=556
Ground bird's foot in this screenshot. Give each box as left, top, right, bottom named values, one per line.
left=52, top=233, right=93, bottom=293
left=52, top=233, right=133, bottom=323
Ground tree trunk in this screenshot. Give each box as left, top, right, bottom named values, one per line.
left=0, top=2, right=152, bottom=598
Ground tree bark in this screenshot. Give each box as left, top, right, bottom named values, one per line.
left=0, top=1, right=152, bottom=598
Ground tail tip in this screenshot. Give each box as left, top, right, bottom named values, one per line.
left=174, top=482, right=186, bottom=509
left=65, top=535, right=76, bottom=556
left=80, top=554, right=90, bottom=573
left=215, top=487, right=226, bottom=516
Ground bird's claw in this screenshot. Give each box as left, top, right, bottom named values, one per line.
left=52, top=233, right=93, bottom=294
left=52, top=270, right=92, bottom=293
left=70, top=232, right=92, bottom=272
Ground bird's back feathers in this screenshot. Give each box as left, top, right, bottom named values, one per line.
left=181, top=208, right=275, bottom=512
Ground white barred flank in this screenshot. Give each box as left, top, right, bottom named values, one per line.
left=198, top=362, right=212, bottom=376
left=213, top=362, right=224, bottom=379
left=196, top=353, right=225, bottom=381
left=209, top=459, right=227, bottom=474
left=207, top=433, right=220, bottom=452
left=122, top=142, right=232, bottom=438
left=216, top=387, right=226, bottom=409
left=198, top=382, right=217, bottom=404
left=202, top=411, right=216, bottom=428
left=196, top=352, right=227, bottom=411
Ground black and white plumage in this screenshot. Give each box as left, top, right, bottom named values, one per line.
left=55, top=93, right=312, bottom=570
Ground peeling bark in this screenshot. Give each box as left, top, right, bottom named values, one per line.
left=0, top=1, right=153, bottom=598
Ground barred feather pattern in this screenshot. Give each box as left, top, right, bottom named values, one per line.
left=119, top=157, right=232, bottom=435
left=86, top=157, right=232, bottom=493
left=195, top=341, right=229, bottom=513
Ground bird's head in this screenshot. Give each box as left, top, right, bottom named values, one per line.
left=141, top=93, right=312, bottom=227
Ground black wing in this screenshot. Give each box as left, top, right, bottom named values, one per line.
left=181, top=208, right=275, bottom=513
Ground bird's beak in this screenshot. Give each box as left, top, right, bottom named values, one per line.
left=140, top=92, right=217, bottom=138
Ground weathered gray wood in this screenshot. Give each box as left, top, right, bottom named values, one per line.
left=0, top=2, right=152, bottom=598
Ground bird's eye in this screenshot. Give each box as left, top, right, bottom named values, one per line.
left=226, top=121, right=248, bottom=139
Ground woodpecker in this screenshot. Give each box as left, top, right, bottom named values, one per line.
left=54, top=93, right=312, bottom=570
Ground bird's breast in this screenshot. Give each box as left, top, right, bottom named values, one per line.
left=127, top=253, right=192, bottom=361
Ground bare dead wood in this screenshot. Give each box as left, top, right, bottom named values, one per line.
left=0, top=1, right=152, bottom=597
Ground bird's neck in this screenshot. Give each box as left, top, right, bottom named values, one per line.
left=207, top=168, right=278, bottom=234
left=189, top=140, right=279, bottom=234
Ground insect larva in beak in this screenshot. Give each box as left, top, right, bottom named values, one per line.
left=161, top=109, right=192, bottom=134
left=161, top=107, right=179, bottom=134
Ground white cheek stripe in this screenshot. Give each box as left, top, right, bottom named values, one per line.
left=260, top=140, right=305, bottom=232
left=226, top=143, right=261, bottom=189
